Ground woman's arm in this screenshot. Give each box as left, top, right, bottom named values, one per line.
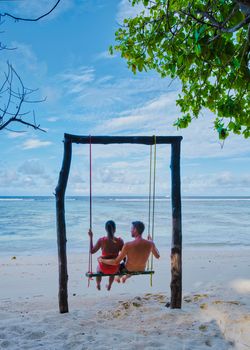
left=88, top=229, right=101, bottom=254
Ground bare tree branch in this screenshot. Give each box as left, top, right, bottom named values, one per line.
left=0, top=116, right=46, bottom=132
left=0, top=0, right=62, bottom=22
left=0, top=0, right=62, bottom=133
left=0, top=62, right=46, bottom=133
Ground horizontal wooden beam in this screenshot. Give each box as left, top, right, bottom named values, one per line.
left=64, top=134, right=182, bottom=145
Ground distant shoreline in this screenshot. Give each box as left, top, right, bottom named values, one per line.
left=1, top=195, right=250, bottom=200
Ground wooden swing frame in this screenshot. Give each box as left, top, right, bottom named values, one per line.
left=55, top=134, right=183, bottom=313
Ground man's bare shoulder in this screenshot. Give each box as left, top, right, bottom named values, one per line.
left=123, top=240, right=143, bottom=249
left=124, top=241, right=134, bottom=247
left=141, top=238, right=154, bottom=245
left=126, top=238, right=153, bottom=246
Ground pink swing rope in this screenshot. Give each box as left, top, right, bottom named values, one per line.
left=88, top=135, right=93, bottom=287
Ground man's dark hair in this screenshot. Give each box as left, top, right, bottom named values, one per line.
left=132, top=221, right=145, bottom=235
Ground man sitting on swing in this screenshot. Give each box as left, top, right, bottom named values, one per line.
left=98, top=221, right=160, bottom=283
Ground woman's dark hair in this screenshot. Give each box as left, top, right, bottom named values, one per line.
left=105, top=220, right=116, bottom=239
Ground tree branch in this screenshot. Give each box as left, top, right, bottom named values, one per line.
left=0, top=117, right=46, bottom=132
left=0, top=62, right=46, bottom=133
left=0, top=0, right=61, bottom=22
left=181, top=8, right=250, bottom=33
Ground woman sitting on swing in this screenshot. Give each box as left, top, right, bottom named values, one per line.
left=88, top=220, right=124, bottom=291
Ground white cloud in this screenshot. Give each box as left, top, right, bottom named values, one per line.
left=93, top=93, right=177, bottom=134
left=46, top=65, right=249, bottom=196
left=96, top=76, right=114, bottom=84
left=96, top=114, right=146, bottom=133
left=58, top=66, right=175, bottom=112
left=47, top=117, right=60, bottom=122
left=22, top=139, right=52, bottom=150
left=7, top=132, right=26, bottom=139
left=92, top=92, right=250, bottom=160
left=68, top=142, right=170, bottom=196
left=62, top=86, right=250, bottom=196
left=95, top=51, right=117, bottom=60
left=42, top=86, right=61, bottom=104
left=18, top=160, right=45, bottom=175
left=10, top=42, right=47, bottom=76
left=51, top=59, right=180, bottom=134
left=182, top=172, right=250, bottom=195
left=0, top=161, right=54, bottom=193
left=60, top=66, right=95, bottom=94
left=116, top=0, right=144, bottom=23
left=0, top=169, right=19, bottom=187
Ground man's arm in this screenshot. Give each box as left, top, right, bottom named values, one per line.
left=98, top=244, right=128, bottom=265
left=151, top=242, right=160, bottom=259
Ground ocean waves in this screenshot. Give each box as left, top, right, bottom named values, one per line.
left=0, top=196, right=249, bottom=256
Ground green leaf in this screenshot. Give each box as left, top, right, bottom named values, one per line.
left=131, top=64, right=137, bottom=74
left=108, top=45, right=114, bottom=55
left=195, top=44, right=201, bottom=56
left=194, top=29, right=199, bottom=42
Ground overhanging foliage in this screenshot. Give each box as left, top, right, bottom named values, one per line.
left=112, top=0, right=250, bottom=139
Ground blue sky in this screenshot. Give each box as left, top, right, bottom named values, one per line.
left=0, top=0, right=249, bottom=196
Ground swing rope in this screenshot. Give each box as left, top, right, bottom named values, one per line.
left=88, top=135, right=93, bottom=287
left=150, top=135, right=157, bottom=286
left=147, top=144, right=152, bottom=270
left=147, top=136, right=157, bottom=286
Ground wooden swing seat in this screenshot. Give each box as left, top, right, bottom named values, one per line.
left=86, top=270, right=154, bottom=278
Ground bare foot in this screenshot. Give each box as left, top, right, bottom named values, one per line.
left=96, top=284, right=101, bottom=290
left=106, top=284, right=112, bottom=291
left=115, top=277, right=121, bottom=283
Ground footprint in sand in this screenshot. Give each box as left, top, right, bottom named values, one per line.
left=28, top=331, right=46, bottom=340
left=9, top=325, right=23, bottom=335
left=1, top=340, right=10, bottom=348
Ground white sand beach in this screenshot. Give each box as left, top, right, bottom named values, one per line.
left=0, top=249, right=250, bottom=350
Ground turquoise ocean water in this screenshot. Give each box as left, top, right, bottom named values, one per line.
left=0, top=196, right=249, bottom=256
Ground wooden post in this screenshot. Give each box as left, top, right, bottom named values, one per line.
left=55, top=135, right=72, bottom=313
left=170, top=140, right=182, bottom=308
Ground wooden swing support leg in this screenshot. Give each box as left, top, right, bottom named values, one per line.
left=55, top=138, right=72, bottom=313
left=170, top=141, right=182, bottom=309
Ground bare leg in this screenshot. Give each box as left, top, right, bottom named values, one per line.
left=121, top=274, right=131, bottom=283
left=96, top=275, right=102, bottom=290
left=106, top=276, right=115, bottom=291
left=115, top=276, right=121, bottom=283
left=95, top=265, right=102, bottom=290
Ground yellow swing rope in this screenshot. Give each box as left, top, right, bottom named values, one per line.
left=88, top=135, right=93, bottom=287
left=147, top=136, right=157, bottom=287
left=147, top=144, right=152, bottom=270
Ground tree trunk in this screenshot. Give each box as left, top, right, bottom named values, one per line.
left=170, top=140, right=182, bottom=308
left=55, top=137, right=72, bottom=313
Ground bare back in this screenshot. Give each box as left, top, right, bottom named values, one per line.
left=101, top=237, right=123, bottom=257
left=123, top=238, right=155, bottom=271
left=91, top=236, right=124, bottom=258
